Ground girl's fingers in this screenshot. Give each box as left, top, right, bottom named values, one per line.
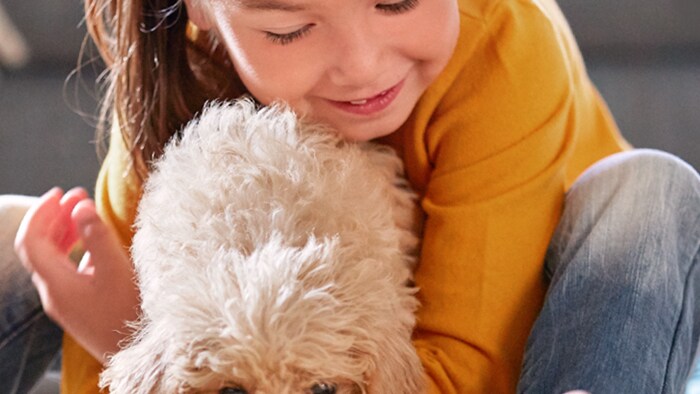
left=57, top=187, right=90, bottom=253
left=72, top=199, right=132, bottom=281
left=24, top=187, right=63, bottom=234
left=14, top=187, right=63, bottom=265
left=29, top=243, right=82, bottom=294
left=14, top=187, right=90, bottom=280
left=22, top=234, right=83, bottom=325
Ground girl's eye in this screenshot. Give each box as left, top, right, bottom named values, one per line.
left=265, top=24, right=314, bottom=45
left=376, top=0, right=420, bottom=14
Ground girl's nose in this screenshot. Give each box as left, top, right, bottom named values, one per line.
left=327, top=25, right=386, bottom=88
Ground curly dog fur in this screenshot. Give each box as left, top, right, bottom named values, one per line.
left=100, top=100, right=425, bottom=393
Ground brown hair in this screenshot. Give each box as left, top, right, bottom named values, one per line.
left=84, top=0, right=245, bottom=179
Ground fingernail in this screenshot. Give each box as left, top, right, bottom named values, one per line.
left=73, top=200, right=99, bottom=228
left=61, top=187, right=88, bottom=203
left=46, top=187, right=63, bottom=197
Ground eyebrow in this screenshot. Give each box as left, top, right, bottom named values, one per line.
left=234, top=0, right=307, bottom=12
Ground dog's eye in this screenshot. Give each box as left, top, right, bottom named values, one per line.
left=310, top=382, right=337, bottom=394
left=219, top=387, right=247, bottom=394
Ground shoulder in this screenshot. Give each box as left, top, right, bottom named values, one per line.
left=423, top=0, right=575, bottom=112
left=456, top=0, right=566, bottom=24
left=446, top=0, right=572, bottom=78
left=416, top=0, right=576, bottom=153
left=398, top=0, right=582, bottom=190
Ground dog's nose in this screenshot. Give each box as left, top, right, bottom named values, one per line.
left=220, top=387, right=247, bottom=394
left=311, top=383, right=337, bottom=394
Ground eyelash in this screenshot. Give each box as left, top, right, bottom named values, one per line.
left=376, top=0, right=420, bottom=14
left=265, top=24, right=314, bottom=45
left=265, top=0, right=420, bottom=46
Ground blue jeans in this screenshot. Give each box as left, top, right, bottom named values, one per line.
left=0, top=150, right=698, bottom=393
left=518, top=150, right=700, bottom=393
left=0, top=196, right=62, bottom=394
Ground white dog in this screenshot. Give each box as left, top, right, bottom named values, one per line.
left=99, top=100, right=425, bottom=394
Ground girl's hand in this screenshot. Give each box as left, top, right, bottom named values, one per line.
left=14, top=187, right=140, bottom=363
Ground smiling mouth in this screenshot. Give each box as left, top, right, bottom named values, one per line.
left=347, top=86, right=393, bottom=105
left=327, top=80, right=405, bottom=116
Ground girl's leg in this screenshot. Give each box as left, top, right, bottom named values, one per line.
left=518, top=150, right=700, bottom=394
left=688, top=361, right=700, bottom=394
left=0, top=195, right=62, bottom=393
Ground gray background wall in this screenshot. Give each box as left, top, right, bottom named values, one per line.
left=1, top=0, right=699, bottom=198
left=0, top=0, right=101, bottom=196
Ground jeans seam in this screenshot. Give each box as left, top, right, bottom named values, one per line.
left=0, top=306, right=45, bottom=351
left=11, top=318, right=36, bottom=394
left=0, top=307, right=44, bottom=394
left=661, top=239, right=700, bottom=393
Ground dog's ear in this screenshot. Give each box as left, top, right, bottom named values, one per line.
left=366, top=335, right=426, bottom=394
left=100, top=322, right=176, bottom=394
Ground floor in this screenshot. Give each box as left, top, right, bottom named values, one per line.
left=28, top=371, right=60, bottom=394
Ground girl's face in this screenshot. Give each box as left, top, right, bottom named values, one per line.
left=186, top=0, right=460, bottom=141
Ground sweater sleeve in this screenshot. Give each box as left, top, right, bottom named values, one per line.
left=60, top=127, right=142, bottom=394
left=408, top=1, right=590, bottom=392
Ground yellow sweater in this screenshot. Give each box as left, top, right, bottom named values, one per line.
left=61, top=0, right=629, bottom=392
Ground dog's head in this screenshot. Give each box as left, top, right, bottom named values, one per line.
left=102, top=234, right=422, bottom=393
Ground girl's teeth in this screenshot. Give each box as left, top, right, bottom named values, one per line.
left=350, top=99, right=367, bottom=105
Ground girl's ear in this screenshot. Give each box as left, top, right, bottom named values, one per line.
left=183, top=0, right=214, bottom=31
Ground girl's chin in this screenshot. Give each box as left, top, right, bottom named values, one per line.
left=333, top=123, right=398, bottom=142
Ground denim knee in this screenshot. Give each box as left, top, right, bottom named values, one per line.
left=524, top=150, right=700, bottom=393
left=544, top=150, right=700, bottom=335
left=548, top=149, right=700, bottom=284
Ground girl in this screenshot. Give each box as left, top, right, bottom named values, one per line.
left=3, top=0, right=700, bottom=392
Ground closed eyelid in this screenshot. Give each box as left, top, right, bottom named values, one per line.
left=264, top=23, right=313, bottom=44
left=264, top=20, right=312, bottom=31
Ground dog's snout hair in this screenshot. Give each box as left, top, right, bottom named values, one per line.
left=100, top=99, right=425, bottom=394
